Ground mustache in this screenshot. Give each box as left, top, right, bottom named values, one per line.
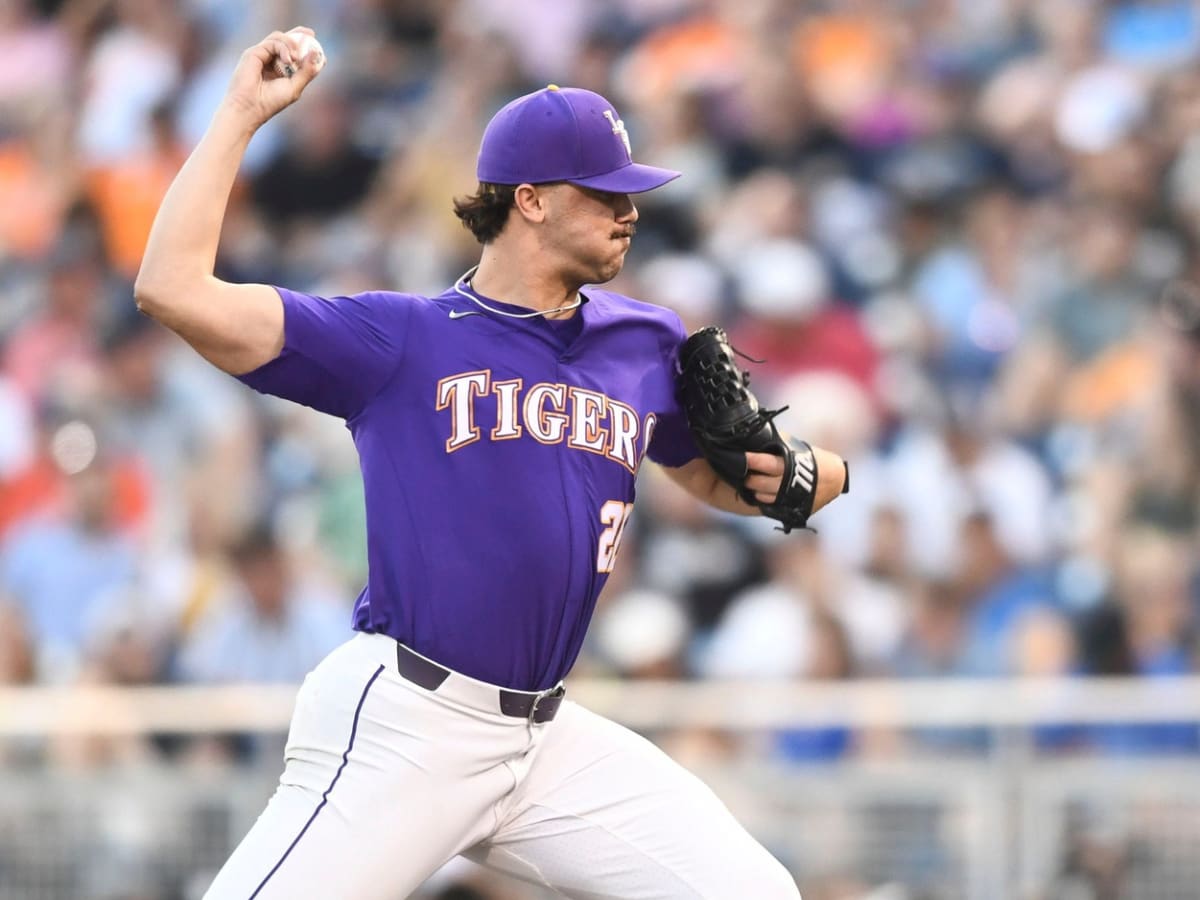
left=613, top=225, right=636, bottom=239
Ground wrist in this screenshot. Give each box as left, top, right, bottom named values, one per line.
left=211, top=103, right=263, bottom=142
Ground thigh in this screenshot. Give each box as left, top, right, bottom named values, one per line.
left=204, top=641, right=514, bottom=900
left=467, top=702, right=800, bottom=900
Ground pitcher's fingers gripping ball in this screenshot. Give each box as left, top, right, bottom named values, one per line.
left=677, top=326, right=849, bottom=532
left=273, top=27, right=325, bottom=79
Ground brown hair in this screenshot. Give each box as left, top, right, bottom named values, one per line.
left=452, top=183, right=517, bottom=244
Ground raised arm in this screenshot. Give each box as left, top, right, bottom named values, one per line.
left=133, top=29, right=325, bottom=375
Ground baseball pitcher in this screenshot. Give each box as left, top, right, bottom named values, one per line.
left=135, top=28, right=848, bottom=899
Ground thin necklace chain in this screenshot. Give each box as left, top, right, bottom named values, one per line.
left=452, top=267, right=583, bottom=319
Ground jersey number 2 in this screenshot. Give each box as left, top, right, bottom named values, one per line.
left=597, top=500, right=634, bottom=573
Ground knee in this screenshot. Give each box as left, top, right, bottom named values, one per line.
left=726, top=852, right=799, bottom=900
left=758, top=856, right=801, bottom=900
left=710, top=856, right=801, bottom=900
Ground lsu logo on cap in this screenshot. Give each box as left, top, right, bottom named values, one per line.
left=602, top=110, right=632, bottom=159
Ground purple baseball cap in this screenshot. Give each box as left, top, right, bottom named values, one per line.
left=476, top=85, right=681, bottom=194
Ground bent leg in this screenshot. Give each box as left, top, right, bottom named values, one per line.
left=204, top=639, right=519, bottom=899
left=467, top=702, right=799, bottom=900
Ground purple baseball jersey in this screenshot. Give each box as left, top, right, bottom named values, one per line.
left=237, top=282, right=698, bottom=690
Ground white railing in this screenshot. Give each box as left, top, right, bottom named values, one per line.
left=4, top=678, right=1200, bottom=899
left=1, top=676, right=1198, bottom=735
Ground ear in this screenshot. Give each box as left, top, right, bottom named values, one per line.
left=513, top=183, right=548, bottom=224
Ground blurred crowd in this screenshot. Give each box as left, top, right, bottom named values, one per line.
left=9, top=0, right=1200, bottom=897
left=5, top=0, right=1200, bottom=779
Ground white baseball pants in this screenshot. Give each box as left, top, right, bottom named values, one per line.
left=202, top=632, right=800, bottom=899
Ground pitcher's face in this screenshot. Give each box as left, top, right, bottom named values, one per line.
left=538, top=184, right=639, bottom=286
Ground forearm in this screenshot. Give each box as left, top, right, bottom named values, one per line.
left=665, top=447, right=848, bottom=518
left=694, top=465, right=762, bottom=516
left=697, top=451, right=845, bottom=515
left=810, top=446, right=848, bottom=513
left=135, top=108, right=255, bottom=307
left=129, top=30, right=321, bottom=374
left=663, top=457, right=761, bottom=516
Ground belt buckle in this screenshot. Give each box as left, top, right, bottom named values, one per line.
left=529, top=684, right=565, bottom=722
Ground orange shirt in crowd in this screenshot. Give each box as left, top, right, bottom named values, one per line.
left=0, top=140, right=68, bottom=260
left=85, top=143, right=187, bottom=277
left=620, top=17, right=744, bottom=103
left=793, top=14, right=894, bottom=120
left=0, top=455, right=152, bottom=543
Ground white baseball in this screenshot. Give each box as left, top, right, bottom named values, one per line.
left=274, top=29, right=324, bottom=79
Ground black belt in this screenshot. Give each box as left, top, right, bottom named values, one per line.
left=395, top=643, right=565, bottom=724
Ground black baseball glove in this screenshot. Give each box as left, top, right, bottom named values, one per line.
left=676, top=326, right=843, bottom=533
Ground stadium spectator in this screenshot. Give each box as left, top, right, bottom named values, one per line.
left=953, top=510, right=1060, bottom=677
left=1, top=224, right=114, bottom=403
left=0, top=445, right=140, bottom=681
left=0, top=603, right=34, bottom=686
left=0, top=0, right=1198, bottom=795
left=8, top=0, right=1200, bottom=895
left=177, top=523, right=348, bottom=684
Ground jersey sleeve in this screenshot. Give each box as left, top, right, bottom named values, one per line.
left=236, top=287, right=413, bottom=419
left=646, top=311, right=700, bottom=468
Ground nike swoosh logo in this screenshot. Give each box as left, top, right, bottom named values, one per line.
left=449, top=309, right=483, bottom=320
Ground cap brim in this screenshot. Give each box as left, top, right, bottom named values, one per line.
left=568, top=162, right=681, bottom=194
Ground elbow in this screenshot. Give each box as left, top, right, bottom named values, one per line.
left=132, top=287, right=156, bottom=318
left=133, top=273, right=158, bottom=314
left=133, top=271, right=175, bottom=321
